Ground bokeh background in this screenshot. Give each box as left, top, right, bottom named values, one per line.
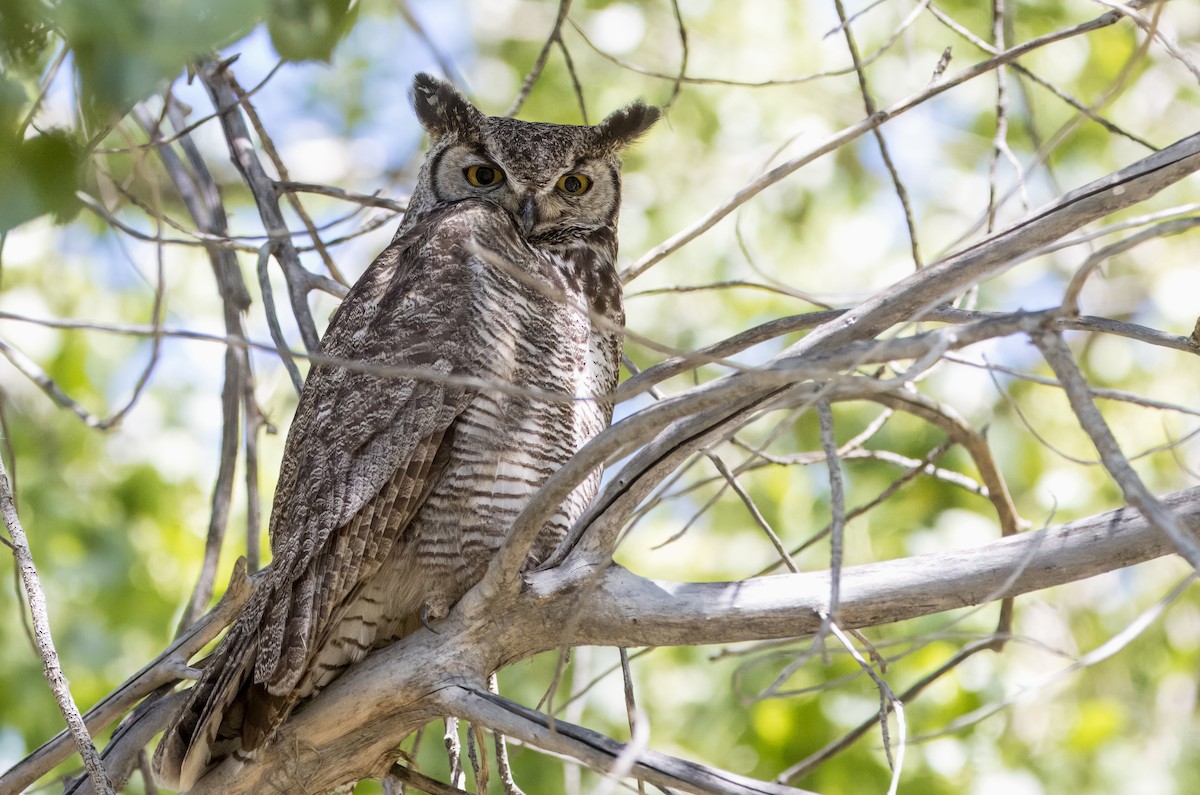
left=3, top=1, right=1200, bottom=793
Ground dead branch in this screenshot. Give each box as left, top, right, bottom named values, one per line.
left=113, top=487, right=1200, bottom=794
left=1035, top=331, right=1200, bottom=567
left=1, top=456, right=113, bottom=795
left=623, top=3, right=1138, bottom=283
left=0, top=563, right=256, bottom=794
left=196, top=58, right=322, bottom=352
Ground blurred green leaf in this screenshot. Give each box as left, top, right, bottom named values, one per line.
left=53, top=0, right=265, bottom=125
left=0, top=127, right=83, bottom=232
left=266, top=0, right=357, bottom=63
left=0, top=0, right=53, bottom=70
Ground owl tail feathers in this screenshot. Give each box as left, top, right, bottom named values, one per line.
left=152, top=631, right=258, bottom=791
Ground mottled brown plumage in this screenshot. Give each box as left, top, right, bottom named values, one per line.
left=153, top=73, right=657, bottom=790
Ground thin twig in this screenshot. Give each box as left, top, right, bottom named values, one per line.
left=178, top=302, right=242, bottom=632
left=1062, top=215, right=1200, bottom=312
left=708, top=454, right=797, bottom=572
left=818, top=401, right=845, bottom=623
left=756, top=438, right=959, bottom=578
left=1098, top=0, right=1200, bottom=84
left=557, top=38, right=589, bottom=124
left=756, top=399, right=848, bottom=697
left=926, top=2, right=1159, bottom=150
left=618, top=649, right=646, bottom=795
left=0, top=455, right=114, bottom=795
left=230, top=77, right=348, bottom=286
left=832, top=0, right=923, bottom=268
left=398, top=1, right=467, bottom=88
left=1, top=562, right=255, bottom=793
left=257, top=241, right=307, bottom=395
left=138, top=749, right=160, bottom=795
left=17, top=45, right=69, bottom=137
left=0, top=337, right=110, bottom=427
left=986, top=0, right=1013, bottom=233
left=0, top=182, right=164, bottom=434
left=944, top=352, right=1200, bottom=418
left=623, top=4, right=1135, bottom=283
left=467, top=721, right=488, bottom=793
left=568, top=0, right=923, bottom=89
left=276, top=180, right=408, bottom=213
left=942, top=2, right=1160, bottom=255
left=94, top=61, right=286, bottom=156
left=1035, top=329, right=1200, bottom=569
left=780, top=637, right=995, bottom=783
left=490, top=673, right=526, bottom=795
left=389, top=763, right=473, bottom=795
left=445, top=716, right=466, bottom=789
left=664, top=0, right=689, bottom=109
left=243, top=380, right=267, bottom=573
left=919, top=572, right=1196, bottom=741
left=197, top=58, right=321, bottom=352
left=826, top=620, right=905, bottom=795
left=506, top=0, right=573, bottom=118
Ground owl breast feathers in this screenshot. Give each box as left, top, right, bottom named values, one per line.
left=153, top=73, right=658, bottom=790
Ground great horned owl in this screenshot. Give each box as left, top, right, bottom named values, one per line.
left=153, top=74, right=658, bottom=790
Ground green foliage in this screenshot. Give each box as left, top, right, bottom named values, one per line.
left=3, top=1, right=1200, bottom=793
left=0, top=122, right=82, bottom=232
left=0, top=0, right=359, bottom=235
left=0, top=0, right=53, bottom=70
left=267, top=0, right=358, bottom=63
left=53, top=0, right=266, bottom=126
left=0, top=249, right=205, bottom=766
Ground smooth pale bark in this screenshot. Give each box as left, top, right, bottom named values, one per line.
left=182, top=488, right=1200, bottom=795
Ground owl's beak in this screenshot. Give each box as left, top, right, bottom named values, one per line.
left=518, top=194, right=537, bottom=236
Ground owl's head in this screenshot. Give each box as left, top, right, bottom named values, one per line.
left=399, top=73, right=659, bottom=246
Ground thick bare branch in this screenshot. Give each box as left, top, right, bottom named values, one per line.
left=564, top=489, right=1200, bottom=648
left=168, top=488, right=1199, bottom=793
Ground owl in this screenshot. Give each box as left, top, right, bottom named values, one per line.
left=153, top=73, right=658, bottom=790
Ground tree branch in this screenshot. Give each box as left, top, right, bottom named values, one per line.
left=444, top=687, right=816, bottom=795
left=622, top=4, right=1138, bottom=283
left=0, top=455, right=113, bottom=794
left=196, top=58, right=321, bottom=352
left=562, top=487, right=1200, bottom=647
left=786, top=129, right=1200, bottom=357
left=161, top=487, right=1200, bottom=794
left=1035, top=330, right=1200, bottom=568
left=0, top=563, right=257, bottom=794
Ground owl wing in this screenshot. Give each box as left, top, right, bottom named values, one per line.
left=157, top=203, right=500, bottom=790
left=254, top=237, right=479, bottom=695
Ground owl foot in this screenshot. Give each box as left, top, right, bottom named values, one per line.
left=419, top=597, right=451, bottom=634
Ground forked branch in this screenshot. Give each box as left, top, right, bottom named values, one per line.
left=161, top=486, right=1200, bottom=795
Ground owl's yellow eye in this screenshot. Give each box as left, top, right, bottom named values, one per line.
left=556, top=173, right=591, bottom=195
left=465, top=164, right=505, bottom=187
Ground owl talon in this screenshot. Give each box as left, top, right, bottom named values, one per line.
left=419, top=602, right=442, bottom=635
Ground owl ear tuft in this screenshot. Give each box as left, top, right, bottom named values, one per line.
left=410, top=73, right=482, bottom=139
left=593, top=101, right=660, bottom=152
